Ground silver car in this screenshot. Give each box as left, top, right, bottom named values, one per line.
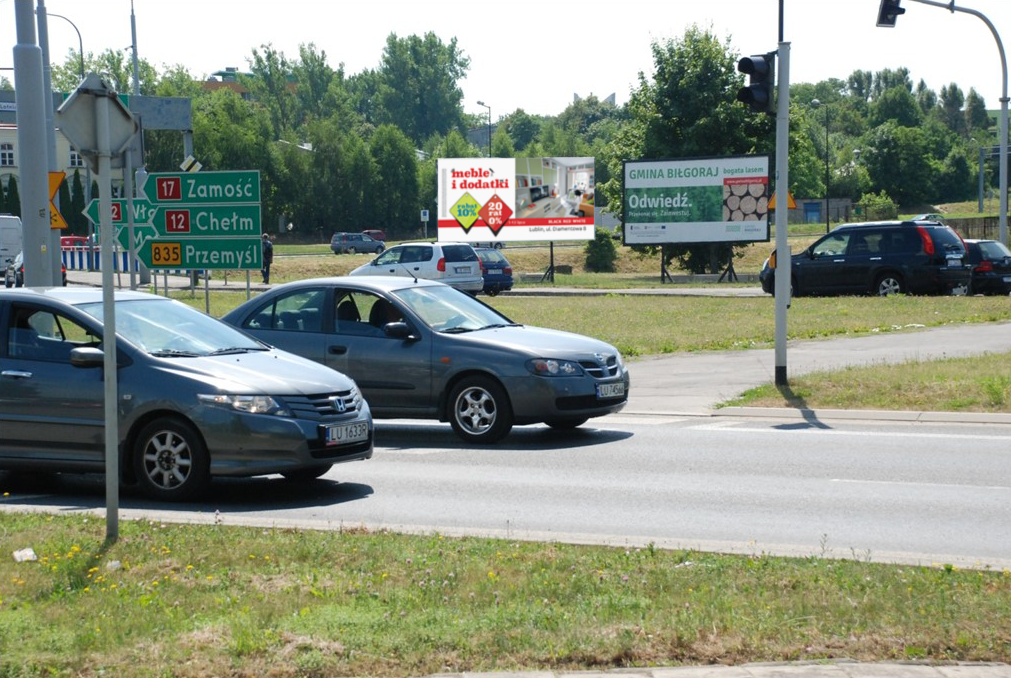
left=222, top=277, right=629, bottom=443
left=0, top=288, right=373, bottom=501
left=349, top=242, right=484, bottom=294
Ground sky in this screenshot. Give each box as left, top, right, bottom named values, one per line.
left=2, top=0, right=1011, bottom=121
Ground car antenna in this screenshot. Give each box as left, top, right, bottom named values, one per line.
left=398, top=263, right=418, bottom=283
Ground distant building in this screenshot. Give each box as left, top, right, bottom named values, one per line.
left=574, top=92, right=616, bottom=106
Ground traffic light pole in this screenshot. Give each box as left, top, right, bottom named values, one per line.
left=774, top=41, right=791, bottom=386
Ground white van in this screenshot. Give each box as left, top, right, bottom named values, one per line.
left=0, top=214, right=23, bottom=269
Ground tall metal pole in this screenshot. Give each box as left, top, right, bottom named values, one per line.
left=13, top=0, right=53, bottom=286
left=37, top=1, right=64, bottom=286
left=774, top=40, right=791, bottom=387
left=96, top=88, right=120, bottom=543
left=477, top=100, right=491, bottom=156
left=906, top=0, right=1007, bottom=245
left=824, top=106, right=830, bottom=233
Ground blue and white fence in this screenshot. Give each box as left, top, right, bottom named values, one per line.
left=61, top=247, right=193, bottom=276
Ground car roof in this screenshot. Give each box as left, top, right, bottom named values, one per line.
left=261, top=275, right=446, bottom=294
left=0, top=287, right=165, bottom=305
left=834, top=220, right=949, bottom=230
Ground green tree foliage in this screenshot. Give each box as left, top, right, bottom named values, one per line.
left=964, top=88, right=990, bottom=135
left=491, top=126, right=515, bottom=158
left=57, top=178, right=72, bottom=234
left=939, top=83, right=966, bottom=136
left=292, top=43, right=338, bottom=126
left=857, top=190, right=898, bottom=220
left=861, top=122, right=938, bottom=205
left=246, top=45, right=296, bottom=136
left=377, top=32, right=469, bottom=144
left=69, top=170, right=86, bottom=234
left=371, top=125, right=419, bottom=238
left=869, top=86, right=921, bottom=128
left=6, top=177, right=20, bottom=217
left=584, top=227, right=618, bottom=272
left=502, top=109, right=540, bottom=152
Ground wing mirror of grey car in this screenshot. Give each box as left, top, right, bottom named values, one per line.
left=70, top=346, right=130, bottom=368
left=383, top=321, right=417, bottom=341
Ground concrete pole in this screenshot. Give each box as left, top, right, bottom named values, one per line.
left=13, top=0, right=54, bottom=286
left=774, top=41, right=791, bottom=386
left=36, top=1, right=63, bottom=286
left=96, top=89, right=120, bottom=543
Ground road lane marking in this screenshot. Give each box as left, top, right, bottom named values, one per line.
left=689, top=423, right=1011, bottom=442
left=831, top=478, right=1010, bottom=491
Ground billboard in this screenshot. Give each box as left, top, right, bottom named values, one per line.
left=622, top=155, right=770, bottom=245
left=437, top=157, right=595, bottom=243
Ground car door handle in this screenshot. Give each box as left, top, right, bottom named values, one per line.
left=1, top=370, right=32, bottom=379
left=870, top=257, right=882, bottom=261
left=833, top=258, right=845, bottom=262
left=328, top=345, right=347, bottom=355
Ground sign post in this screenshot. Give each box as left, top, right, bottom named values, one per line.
left=421, top=209, right=429, bottom=239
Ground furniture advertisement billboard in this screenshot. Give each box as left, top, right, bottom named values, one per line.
left=437, top=157, right=595, bottom=243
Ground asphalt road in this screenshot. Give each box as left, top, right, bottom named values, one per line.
left=6, top=413, right=1009, bottom=570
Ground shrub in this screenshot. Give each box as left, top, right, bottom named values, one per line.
left=584, top=227, right=618, bottom=272
left=856, top=190, right=899, bottom=221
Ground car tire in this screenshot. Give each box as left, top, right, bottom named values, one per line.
left=346, top=246, right=356, bottom=255
left=545, top=417, right=588, bottom=430
left=493, top=243, right=504, bottom=250
left=280, top=464, right=333, bottom=481
left=375, top=246, right=384, bottom=254
left=486, top=289, right=499, bottom=297
left=3, top=277, right=10, bottom=288
left=448, top=376, right=513, bottom=444
left=873, top=273, right=904, bottom=296
left=133, top=417, right=210, bottom=501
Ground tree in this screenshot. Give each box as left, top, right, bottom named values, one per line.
left=246, top=44, right=296, bottom=136
left=292, top=43, right=338, bottom=126
left=503, top=109, right=540, bottom=151
left=847, top=70, right=873, bottom=102
left=915, top=79, right=937, bottom=114
left=964, top=88, right=990, bottom=135
left=861, top=122, right=938, bottom=206
left=869, top=86, right=921, bottom=127
left=6, top=176, right=20, bottom=217
left=598, top=25, right=765, bottom=273
left=69, top=170, right=87, bottom=234
left=872, top=68, right=912, bottom=98
left=584, top=227, right=618, bottom=272
left=491, top=126, right=515, bottom=158
left=57, top=178, right=72, bottom=234
left=939, top=83, right=966, bottom=136
left=377, top=32, right=469, bottom=144
left=370, top=125, right=419, bottom=238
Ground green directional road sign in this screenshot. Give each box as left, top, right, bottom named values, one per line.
left=140, top=170, right=260, bottom=205
left=137, top=236, right=262, bottom=270
left=84, top=197, right=154, bottom=225
left=116, top=223, right=159, bottom=251
left=150, top=204, right=261, bottom=238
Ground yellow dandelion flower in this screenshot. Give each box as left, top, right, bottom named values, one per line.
left=186, top=565, right=194, bottom=570
left=83, top=587, right=90, bottom=593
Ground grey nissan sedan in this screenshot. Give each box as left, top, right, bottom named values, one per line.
left=0, top=288, right=373, bottom=501
left=221, top=277, right=629, bottom=443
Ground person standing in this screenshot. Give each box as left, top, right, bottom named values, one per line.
left=261, top=233, right=274, bottom=284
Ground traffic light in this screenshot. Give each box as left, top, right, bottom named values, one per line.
left=736, top=52, right=776, bottom=114
left=876, top=0, right=905, bottom=27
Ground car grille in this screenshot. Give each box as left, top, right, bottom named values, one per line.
left=578, top=356, right=620, bottom=379
left=284, top=390, right=360, bottom=420
left=309, top=435, right=373, bottom=459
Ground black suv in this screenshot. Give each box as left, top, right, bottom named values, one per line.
left=331, top=232, right=385, bottom=255
left=760, top=220, right=970, bottom=296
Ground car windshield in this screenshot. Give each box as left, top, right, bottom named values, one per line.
left=77, top=298, right=266, bottom=356
left=392, top=285, right=517, bottom=333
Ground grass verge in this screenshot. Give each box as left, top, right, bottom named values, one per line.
left=0, top=513, right=1009, bottom=678
left=722, top=351, right=1011, bottom=412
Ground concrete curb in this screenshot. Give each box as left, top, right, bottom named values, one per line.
left=423, top=662, right=1011, bottom=678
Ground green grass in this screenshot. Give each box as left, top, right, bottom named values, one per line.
left=723, top=351, right=1011, bottom=413
left=0, top=513, right=1008, bottom=678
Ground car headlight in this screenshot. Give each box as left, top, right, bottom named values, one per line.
left=198, top=394, right=291, bottom=416
left=526, top=358, right=583, bottom=376
left=615, top=351, right=626, bottom=372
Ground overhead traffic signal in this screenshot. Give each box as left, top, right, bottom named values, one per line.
left=736, top=52, right=776, bottom=114
left=876, top=0, right=905, bottom=27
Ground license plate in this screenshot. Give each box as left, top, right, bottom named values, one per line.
left=454, top=266, right=470, bottom=274
left=596, top=382, right=625, bottom=399
left=947, top=257, right=962, bottom=267
left=324, top=421, right=369, bottom=446
left=1003, top=277, right=1011, bottom=283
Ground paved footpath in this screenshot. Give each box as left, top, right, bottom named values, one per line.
left=436, top=663, right=1011, bottom=678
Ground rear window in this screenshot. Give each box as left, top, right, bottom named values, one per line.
left=928, top=226, right=966, bottom=253
left=476, top=249, right=507, bottom=264
left=442, top=245, right=477, bottom=262
left=978, top=240, right=1011, bottom=260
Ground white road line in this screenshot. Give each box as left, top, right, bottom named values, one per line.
left=689, top=423, right=1011, bottom=442
left=831, top=478, right=1011, bottom=491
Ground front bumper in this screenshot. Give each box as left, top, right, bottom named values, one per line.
left=194, top=401, right=374, bottom=478
left=502, top=371, right=630, bottom=424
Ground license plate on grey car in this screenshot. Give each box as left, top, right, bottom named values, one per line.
left=596, top=382, right=625, bottom=399
left=454, top=266, right=470, bottom=274
left=324, top=421, right=369, bottom=446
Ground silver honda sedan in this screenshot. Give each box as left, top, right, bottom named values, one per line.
left=221, top=277, right=629, bottom=444
left=0, top=288, right=373, bottom=501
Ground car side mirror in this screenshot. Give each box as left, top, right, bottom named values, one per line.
left=70, top=346, right=130, bottom=368
left=383, top=321, right=417, bottom=341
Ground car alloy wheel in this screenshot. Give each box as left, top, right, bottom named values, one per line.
left=134, top=417, right=209, bottom=501
left=874, top=273, right=904, bottom=296
left=448, top=376, right=513, bottom=444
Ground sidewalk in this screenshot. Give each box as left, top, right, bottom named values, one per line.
left=439, top=662, right=1011, bottom=678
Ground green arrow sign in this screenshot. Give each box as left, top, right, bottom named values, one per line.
left=140, top=170, right=260, bottom=205
left=116, top=223, right=158, bottom=251
left=150, top=204, right=261, bottom=238
left=137, top=237, right=262, bottom=270
left=84, top=197, right=154, bottom=225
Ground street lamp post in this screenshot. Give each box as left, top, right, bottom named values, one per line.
left=812, top=99, right=830, bottom=232
left=477, top=100, right=491, bottom=157
left=45, top=12, right=84, bottom=81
